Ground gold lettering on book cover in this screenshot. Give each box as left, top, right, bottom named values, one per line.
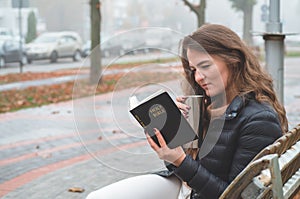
left=149, top=104, right=166, bottom=118
left=133, top=115, right=146, bottom=127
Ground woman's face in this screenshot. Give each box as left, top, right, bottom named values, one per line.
left=187, top=48, right=229, bottom=98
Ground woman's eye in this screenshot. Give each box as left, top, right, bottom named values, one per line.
left=201, top=65, right=210, bottom=69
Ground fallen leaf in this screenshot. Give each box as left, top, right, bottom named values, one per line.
left=17, top=100, right=25, bottom=106
left=112, top=130, right=123, bottom=134
left=0, top=67, right=178, bottom=114
left=68, top=187, right=85, bottom=193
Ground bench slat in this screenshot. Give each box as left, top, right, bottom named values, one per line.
left=220, top=124, right=300, bottom=199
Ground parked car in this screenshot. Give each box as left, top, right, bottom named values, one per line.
left=82, top=38, right=124, bottom=58
left=81, top=40, right=91, bottom=57
left=0, top=37, right=27, bottom=68
left=102, top=38, right=125, bottom=57
left=26, top=31, right=82, bottom=63
left=117, top=31, right=146, bottom=54
left=82, top=32, right=146, bottom=58
left=143, top=29, right=176, bottom=51
left=0, top=27, right=13, bottom=37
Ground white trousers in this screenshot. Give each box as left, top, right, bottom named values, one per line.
left=86, top=174, right=191, bottom=199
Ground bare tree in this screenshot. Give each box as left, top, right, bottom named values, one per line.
left=90, top=0, right=102, bottom=84
left=228, top=0, right=257, bottom=46
left=182, top=0, right=206, bottom=27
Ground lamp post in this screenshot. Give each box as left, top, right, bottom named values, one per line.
left=263, top=0, right=285, bottom=103
left=18, top=0, right=23, bottom=73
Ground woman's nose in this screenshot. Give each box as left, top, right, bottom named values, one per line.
left=194, top=69, right=205, bottom=82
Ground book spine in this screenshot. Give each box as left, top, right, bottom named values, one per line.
left=133, top=114, right=146, bottom=128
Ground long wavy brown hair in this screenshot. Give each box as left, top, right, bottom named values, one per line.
left=180, top=24, right=288, bottom=136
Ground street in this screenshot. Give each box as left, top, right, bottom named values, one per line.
left=0, top=51, right=178, bottom=75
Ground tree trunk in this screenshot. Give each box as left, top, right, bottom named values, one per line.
left=243, top=4, right=253, bottom=46
left=197, top=0, right=206, bottom=27
left=90, top=0, right=102, bottom=85
left=182, top=0, right=206, bottom=28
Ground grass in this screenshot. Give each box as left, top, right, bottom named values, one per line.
left=285, top=51, right=300, bottom=57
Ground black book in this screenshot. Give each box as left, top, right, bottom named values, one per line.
left=129, top=90, right=198, bottom=149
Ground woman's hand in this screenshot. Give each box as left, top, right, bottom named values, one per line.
left=146, top=128, right=186, bottom=167
left=176, top=96, right=190, bottom=119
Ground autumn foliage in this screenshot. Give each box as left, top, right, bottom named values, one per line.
left=0, top=64, right=181, bottom=113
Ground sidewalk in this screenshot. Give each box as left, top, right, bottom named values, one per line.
left=0, top=58, right=300, bottom=199
left=0, top=86, right=166, bottom=199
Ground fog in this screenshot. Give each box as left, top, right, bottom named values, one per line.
left=1, top=0, right=299, bottom=41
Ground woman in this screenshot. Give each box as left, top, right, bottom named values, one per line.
left=86, top=24, right=287, bottom=199
left=147, top=23, right=287, bottom=198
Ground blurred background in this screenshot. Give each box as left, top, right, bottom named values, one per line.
left=0, top=0, right=299, bottom=75
left=0, top=0, right=299, bottom=47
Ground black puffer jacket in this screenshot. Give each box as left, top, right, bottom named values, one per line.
left=167, top=93, right=283, bottom=199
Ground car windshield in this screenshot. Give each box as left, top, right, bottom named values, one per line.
left=33, top=35, right=58, bottom=43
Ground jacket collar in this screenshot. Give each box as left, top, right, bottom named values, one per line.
left=225, top=92, right=253, bottom=120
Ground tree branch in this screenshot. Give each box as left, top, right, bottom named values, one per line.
left=182, top=0, right=199, bottom=14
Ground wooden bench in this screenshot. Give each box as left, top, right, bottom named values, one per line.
left=220, top=124, right=300, bottom=199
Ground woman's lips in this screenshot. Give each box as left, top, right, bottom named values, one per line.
left=201, top=83, right=209, bottom=89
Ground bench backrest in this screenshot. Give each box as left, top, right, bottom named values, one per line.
left=219, top=124, right=300, bottom=199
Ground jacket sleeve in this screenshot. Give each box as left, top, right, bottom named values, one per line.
left=167, top=110, right=282, bottom=199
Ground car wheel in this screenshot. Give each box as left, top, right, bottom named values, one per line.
left=20, top=54, right=28, bottom=66
left=73, top=50, right=81, bottom=61
left=50, top=51, right=58, bottom=63
left=0, top=57, right=5, bottom=68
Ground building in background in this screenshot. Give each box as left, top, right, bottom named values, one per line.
left=29, top=0, right=86, bottom=39
left=0, top=0, right=46, bottom=41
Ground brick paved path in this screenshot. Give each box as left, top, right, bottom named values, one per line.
left=0, top=82, right=178, bottom=199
